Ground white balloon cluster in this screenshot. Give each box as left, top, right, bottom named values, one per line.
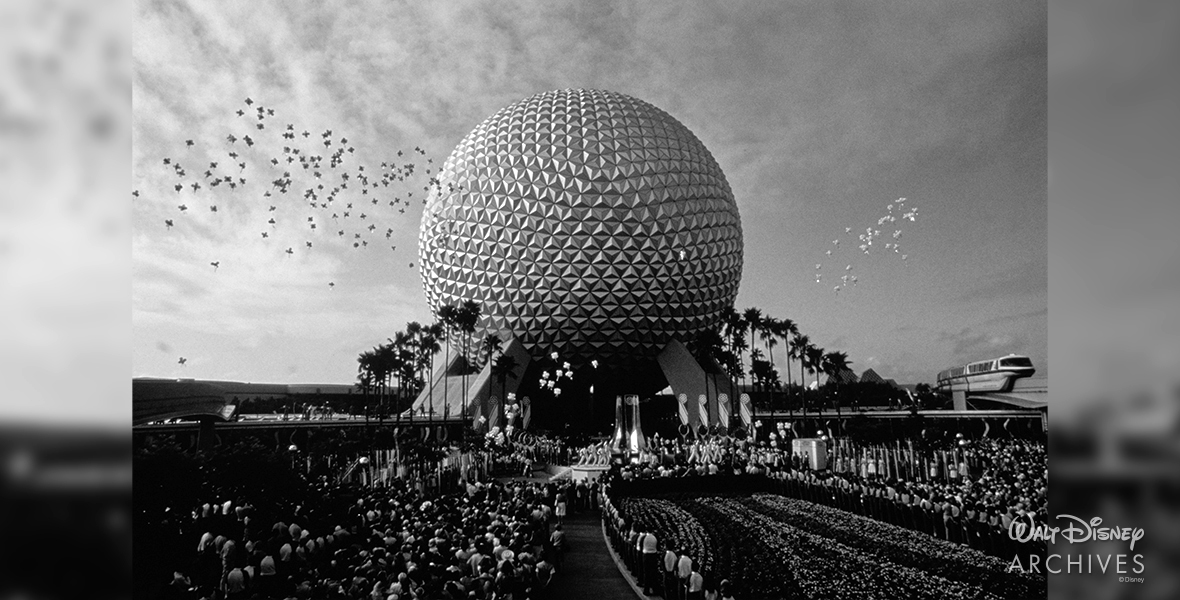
left=815, top=197, right=919, bottom=293
left=485, top=425, right=506, bottom=446
left=538, top=352, right=573, bottom=397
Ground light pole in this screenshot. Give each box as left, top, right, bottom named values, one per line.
left=590, top=359, right=599, bottom=434
left=288, top=444, right=299, bottom=473
left=358, top=456, right=371, bottom=487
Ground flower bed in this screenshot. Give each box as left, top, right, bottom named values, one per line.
left=674, top=497, right=806, bottom=599
left=746, top=494, right=1044, bottom=599
left=615, top=492, right=1044, bottom=600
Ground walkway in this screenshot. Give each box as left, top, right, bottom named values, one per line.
left=544, top=510, right=640, bottom=600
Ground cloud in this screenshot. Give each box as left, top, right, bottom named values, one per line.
left=937, top=327, right=1027, bottom=361
left=953, top=260, right=1047, bottom=304
left=978, top=307, right=1047, bottom=327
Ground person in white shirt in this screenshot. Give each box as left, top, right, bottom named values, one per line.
left=677, top=550, right=693, bottom=600
left=687, top=569, right=704, bottom=600
left=640, top=532, right=660, bottom=595
left=663, top=548, right=679, bottom=600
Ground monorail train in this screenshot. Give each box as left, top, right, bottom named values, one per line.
left=936, top=354, right=1035, bottom=393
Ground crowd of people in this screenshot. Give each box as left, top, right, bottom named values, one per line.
left=483, top=431, right=574, bottom=478
left=149, top=427, right=1045, bottom=599
left=601, top=494, right=735, bottom=600
left=160, top=476, right=594, bottom=600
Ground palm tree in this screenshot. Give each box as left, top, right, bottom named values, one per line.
left=823, top=350, right=852, bottom=418
left=750, top=352, right=781, bottom=413
left=760, top=317, right=780, bottom=414
left=805, top=345, right=826, bottom=417
left=374, top=341, right=397, bottom=423
left=436, top=304, right=457, bottom=422
left=456, top=300, right=482, bottom=420
left=393, top=333, right=415, bottom=410
left=356, top=349, right=376, bottom=422
left=719, top=306, right=742, bottom=397
left=742, top=307, right=763, bottom=397
left=791, top=333, right=810, bottom=419
left=775, top=318, right=798, bottom=417
left=421, top=323, right=443, bottom=419
left=726, top=314, right=748, bottom=397
left=481, top=333, right=503, bottom=371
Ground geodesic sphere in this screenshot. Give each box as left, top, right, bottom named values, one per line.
left=419, top=89, right=742, bottom=373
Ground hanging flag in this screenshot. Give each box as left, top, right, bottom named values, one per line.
left=677, top=393, right=690, bottom=426
left=521, top=396, right=532, bottom=430
left=717, top=393, right=731, bottom=428
left=488, top=396, right=501, bottom=431
left=738, top=394, right=753, bottom=427
left=698, top=394, right=709, bottom=428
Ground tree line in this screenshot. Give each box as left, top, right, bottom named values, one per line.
left=356, top=301, right=927, bottom=423
left=354, top=300, right=522, bottom=421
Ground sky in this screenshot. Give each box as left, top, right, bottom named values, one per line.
left=132, top=0, right=1047, bottom=387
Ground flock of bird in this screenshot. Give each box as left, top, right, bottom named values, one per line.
left=136, top=97, right=453, bottom=288
left=815, top=197, right=919, bottom=294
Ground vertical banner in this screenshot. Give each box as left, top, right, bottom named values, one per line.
left=697, top=394, right=709, bottom=429
left=717, top=393, right=730, bottom=429
left=521, top=396, right=532, bottom=430
left=738, top=393, right=753, bottom=427
left=488, top=396, right=501, bottom=431
left=676, top=393, right=690, bottom=426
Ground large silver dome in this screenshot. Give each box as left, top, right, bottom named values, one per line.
left=419, top=89, right=743, bottom=375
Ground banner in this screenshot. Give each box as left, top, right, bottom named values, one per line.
left=521, top=396, right=532, bottom=430
left=677, top=393, right=690, bottom=426
left=488, top=396, right=501, bottom=431
left=738, top=393, right=753, bottom=427
left=717, top=393, right=730, bottom=428
left=697, top=394, right=709, bottom=428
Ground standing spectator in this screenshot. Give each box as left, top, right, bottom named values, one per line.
left=663, top=547, right=679, bottom=600
left=687, top=568, right=704, bottom=600
left=703, top=574, right=719, bottom=600
left=535, top=550, right=555, bottom=592
left=162, top=571, right=195, bottom=600
left=719, top=578, right=736, bottom=600
left=676, top=549, right=693, bottom=600
left=641, top=532, right=660, bottom=596
left=549, top=525, right=566, bottom=572
left=223, top=564, right=249, bottom=600
left=554, top=491, right=568, bottom=526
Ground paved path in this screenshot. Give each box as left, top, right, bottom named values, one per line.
left=544, top=511, right=640, bottom=600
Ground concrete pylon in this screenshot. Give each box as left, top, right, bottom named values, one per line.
left=656, top=339, right=737, bottom=429
left=952, top=390, right=967, bottom=411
